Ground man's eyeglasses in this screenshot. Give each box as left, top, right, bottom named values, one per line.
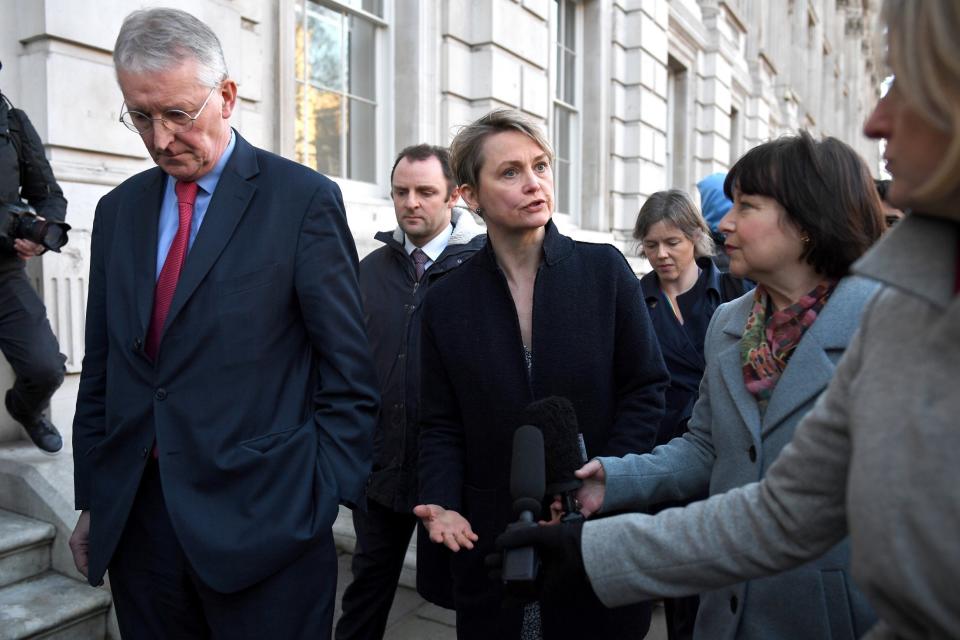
left=119, top=84, right=219, bottom=134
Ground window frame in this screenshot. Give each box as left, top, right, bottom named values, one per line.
left=281, top=0, right=393, bottom=200
left=549, top=0, right=583, bottom=225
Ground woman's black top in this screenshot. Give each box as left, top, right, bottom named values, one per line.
left=640, top=256, right=749, bottom=445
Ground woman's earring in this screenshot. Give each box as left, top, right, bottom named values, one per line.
left=474, top=207, right=483, bottom=216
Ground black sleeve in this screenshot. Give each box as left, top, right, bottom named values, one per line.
left=73, top=197, right=111, bottom=510
left=10, top=107, right=67, bottom=222
left=417, top=296, right=466, bottom=511
left=294, top=180, right=380, bottom=509
left=604, top=253, right=669, bottom=457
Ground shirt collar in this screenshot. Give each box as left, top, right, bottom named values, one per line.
left=642, top=257, right=720, bottom=302
left=698, top=257, right=723, bottom=295
left=854, top=213, right=958, bottom=309
left=405, top=223, right=453, bottom=262
left=191, top=129, right=236, bottom=195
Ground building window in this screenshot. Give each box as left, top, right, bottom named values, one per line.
left=294, top=0, right=384, bottom=183
left=666, top=56, right=689, bottom=189
left=552, top=0, right=580, bottom=218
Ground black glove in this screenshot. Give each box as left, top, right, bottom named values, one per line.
left=491, top=519, right=585, bottom=601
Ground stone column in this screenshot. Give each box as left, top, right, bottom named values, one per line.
left=609, top=0, right=670, bottom=236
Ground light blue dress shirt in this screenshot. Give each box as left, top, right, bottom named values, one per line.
left=155, top=131, right=237, bottom=278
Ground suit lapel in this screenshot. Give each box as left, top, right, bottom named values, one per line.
left=760, top=330, right=833, bottom=434
left=161, top=134, right=260, bottom=338
left=760, top=279, right=865, bottom=434
left=134, top=170, right=165, bottom=336
left=717, top=300, right=762, bottom=442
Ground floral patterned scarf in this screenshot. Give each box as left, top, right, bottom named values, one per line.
left=741, top=279, right=838, bottom=413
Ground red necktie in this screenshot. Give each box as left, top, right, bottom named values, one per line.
left=146, top=180, right=199, bottom=360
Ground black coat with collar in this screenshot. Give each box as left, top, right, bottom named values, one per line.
left=72, top=131, right=379, bottom=594
left=418, top=220, right=668, bottom=636
left=359, top=211, right=486, bottom=512
left=640, top=257, right=749, bottom=445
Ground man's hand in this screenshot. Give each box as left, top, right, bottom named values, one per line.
left=14, top=239, right=45, bottom=261
left=573, top=459, right=607, bottom=518
left=69, top=511, right=91, bottom=578
left=413, top=504, right=478, bottom=551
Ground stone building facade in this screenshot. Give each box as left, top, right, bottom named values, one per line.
left=0, top=0, right=881, bottom=388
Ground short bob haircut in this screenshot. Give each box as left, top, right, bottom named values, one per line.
left=449, top=108, right=553, bottom=192
left=632, top=190, right=715, bottom=258
left=882, top=1, right=960, bottom=205
left=723, top=131, right=885, bottom=279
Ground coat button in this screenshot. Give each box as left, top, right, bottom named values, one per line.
left=155, top=388, right=167, bottom=401
left=748, top=445, right=757, bottom=462
left=730, top=595, right=738, bottom=613
left=141, top=447, right=148, bottom=458
left=133, top=338, right=143, bottom=351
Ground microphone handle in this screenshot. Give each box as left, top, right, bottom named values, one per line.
left=501, top=511, right=539, bottom=583
left=562, top=492, right=579, bottom=516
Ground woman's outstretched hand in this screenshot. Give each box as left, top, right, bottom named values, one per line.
left=413, top=504, right=479, bottom=551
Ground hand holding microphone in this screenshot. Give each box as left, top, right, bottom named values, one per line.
left=572, top=459, right=607, bottom=518
left=524, top=397, right=586, bottom=521
left=489, top=421, right=587, bottom=602
left=494, top=512, right=585, bottom=596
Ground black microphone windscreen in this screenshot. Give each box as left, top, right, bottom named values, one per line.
left=524, top=397, right=585, bottom=492
left=510, top=424, right=545, bottom=516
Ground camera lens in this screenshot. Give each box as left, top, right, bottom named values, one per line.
left=42, top=224, right=67, bottom=251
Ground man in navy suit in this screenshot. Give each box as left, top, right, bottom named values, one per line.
left=68, top=8, right=378, bottom=639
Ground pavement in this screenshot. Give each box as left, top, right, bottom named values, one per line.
left=333, top=546, right=667, bottom=639
left=38, top=374, right=666, bottom=639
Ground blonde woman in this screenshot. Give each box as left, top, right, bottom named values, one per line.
left=414, top=108, right=668, bottom=639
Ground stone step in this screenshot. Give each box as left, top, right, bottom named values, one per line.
left=0, top=510, right=55, bottom=589
left=0, top=572, right=111, bottom=640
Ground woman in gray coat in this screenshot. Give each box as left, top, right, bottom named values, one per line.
left=500, top=2, right=960, bottom=638
left=568, top=132, right=884, bottom=640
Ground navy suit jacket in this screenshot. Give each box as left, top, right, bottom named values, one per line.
left=72, top=132, right=378, bottom=593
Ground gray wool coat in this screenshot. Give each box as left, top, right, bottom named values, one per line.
left=593, top=275, right=879, bottom=640
left=582, top=213, right=960, bottom=639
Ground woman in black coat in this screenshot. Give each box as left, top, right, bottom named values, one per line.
left=414, top=108, right=668, bottom=639
left=633, top=190, right=749, bottom=640
left=635, top=190, right=749, bottom=448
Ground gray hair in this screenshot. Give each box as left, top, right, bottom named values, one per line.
left=114, top=8, right=228, bottom=87
left=449, top=108, right=554, bottom=191
left=632, top=189, right=715, bottom=258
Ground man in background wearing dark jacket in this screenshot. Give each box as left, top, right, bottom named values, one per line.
left=0, top=63, right=67, bottom=454
left=336, top=144, right=485, bottom=640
